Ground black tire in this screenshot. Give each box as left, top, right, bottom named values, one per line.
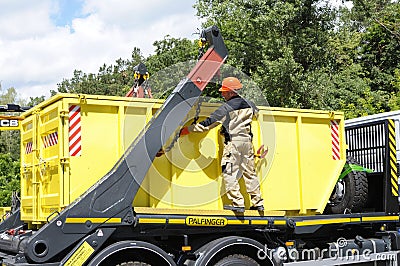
left=117, top=262, right=150, bottom=266
left=326, top=157, right=368, bottom=214
left=89, top=240, right=174, bottom=266
left=214, top=254, right=259, bottom=266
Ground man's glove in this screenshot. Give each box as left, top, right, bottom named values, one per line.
left=180, top=127, right=190, bottom=137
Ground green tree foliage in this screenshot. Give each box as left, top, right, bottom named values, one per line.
left=325, top=11, right=388, bottom=118
left=0, top=153, right=19, bottom=206
left=194, top=0, right=400, bottom=117
left=54, top=38, right=199, bottom=99
left=0, top=87, right=18, bottom=103
left=355, top=1, right=400, bottom=97
left=147, top=35, right=197, bottom=71
left=27, top=96, right=46, bottom=107
left=195, top=0, right=339, bottom=108
left=0, top=87, right=22, bottom=160
left=50, top=0, right=400, bottom=118
left=332, top=0, right=400, bottom=117
left=0, top=87, right=22, bottom=206
left=146, top=36, right=199, bottom=99
left=54, top=48, right=145, bottom=96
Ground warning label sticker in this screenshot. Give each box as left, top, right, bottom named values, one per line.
left=64, top=241, right=94, bottom=266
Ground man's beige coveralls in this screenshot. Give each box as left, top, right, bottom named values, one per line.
left=186, top=94, right=264, bottom=210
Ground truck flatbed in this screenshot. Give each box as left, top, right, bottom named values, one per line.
left=134, top=207, right=399, bottom=233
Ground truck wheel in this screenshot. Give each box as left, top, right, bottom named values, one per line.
left=187, top=236, right=271, bottom=266
left=88, top=240, right=175, bottom=266
left=326, top=158, right=368, bottom=214
left=214, top=254, right=259, bottom=266
left=117, top=262, right=150, bottom=266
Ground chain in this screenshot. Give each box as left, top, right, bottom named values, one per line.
left=161, top=36, right=206, bottom=154
left=164, top=130, right=181, bottom=153
left=163, top=98, right=203, bottom=153
left=192, top=97, right=203, bottom=125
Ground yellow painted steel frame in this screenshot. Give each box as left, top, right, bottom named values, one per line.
left=0, top=207, right=11, bottom=221
left=134, top=207, right=399, bottom=230
left=388, top=119, right=398, bottom=197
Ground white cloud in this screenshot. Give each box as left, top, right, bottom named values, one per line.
left=0, top=0, right=200, bottom=100
left=0, top=1, right=54, bottom=40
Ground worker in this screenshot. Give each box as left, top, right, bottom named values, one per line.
left=125, top=62, right=152, bottom=98
left=180, top=77, right=264, bottom=213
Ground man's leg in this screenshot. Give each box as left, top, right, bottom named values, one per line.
left=223, top=162, right=244, bottom=207
left=222, top=142, right=244, bottom=210
left=241, top=141, right=264, bottom=208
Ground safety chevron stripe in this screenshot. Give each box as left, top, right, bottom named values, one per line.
left=388, top=119, right=398, bottom=196
left=42, top=132, right=58, bottom=148
left=69, top=105, right=82, bottom=157
left=25, top=142, right=33, bottom=154
left=331, top=120, right=340, bottom=160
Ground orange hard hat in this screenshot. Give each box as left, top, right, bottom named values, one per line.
left=219, top=77, right=243, bottom=92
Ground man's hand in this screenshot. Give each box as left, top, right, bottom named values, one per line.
left=156, top=149, right=165, bottom=157
left=180, top=127, right=190, bottom=137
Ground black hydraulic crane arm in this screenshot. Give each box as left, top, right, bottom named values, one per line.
left=23, top=25, right=228, bottom=263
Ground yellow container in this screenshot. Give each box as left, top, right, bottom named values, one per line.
left=0, top=207, right=11, bottom=221
left=20, top=94, right=162, bottom=225
left=258, top=108, right=346, bottom=215
left=20, top=94, right=345, bottom=226
left=154, top=107, right=346, bottom=215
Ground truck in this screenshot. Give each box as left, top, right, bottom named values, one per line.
left=0, top=25, right=399, bottom=265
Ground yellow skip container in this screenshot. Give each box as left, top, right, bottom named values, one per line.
left=19, top=94, right=345, bottom=227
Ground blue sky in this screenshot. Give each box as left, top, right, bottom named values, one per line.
left=51, top=0, right=86, bottom=28
left=0, top=0, right=200, bottom=99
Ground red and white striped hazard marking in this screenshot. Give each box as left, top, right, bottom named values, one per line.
left=25, top=142, right=33, bottom=154
left=69, top=105, right=82, bottom=156
left=331, top=120, right=340, bottom=160
left=42, top=132, right=58, bottom=148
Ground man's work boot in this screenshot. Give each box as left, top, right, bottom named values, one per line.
left=223, top=205, right=245, bottom=213
left=250, top=205, right=264, bottom=211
